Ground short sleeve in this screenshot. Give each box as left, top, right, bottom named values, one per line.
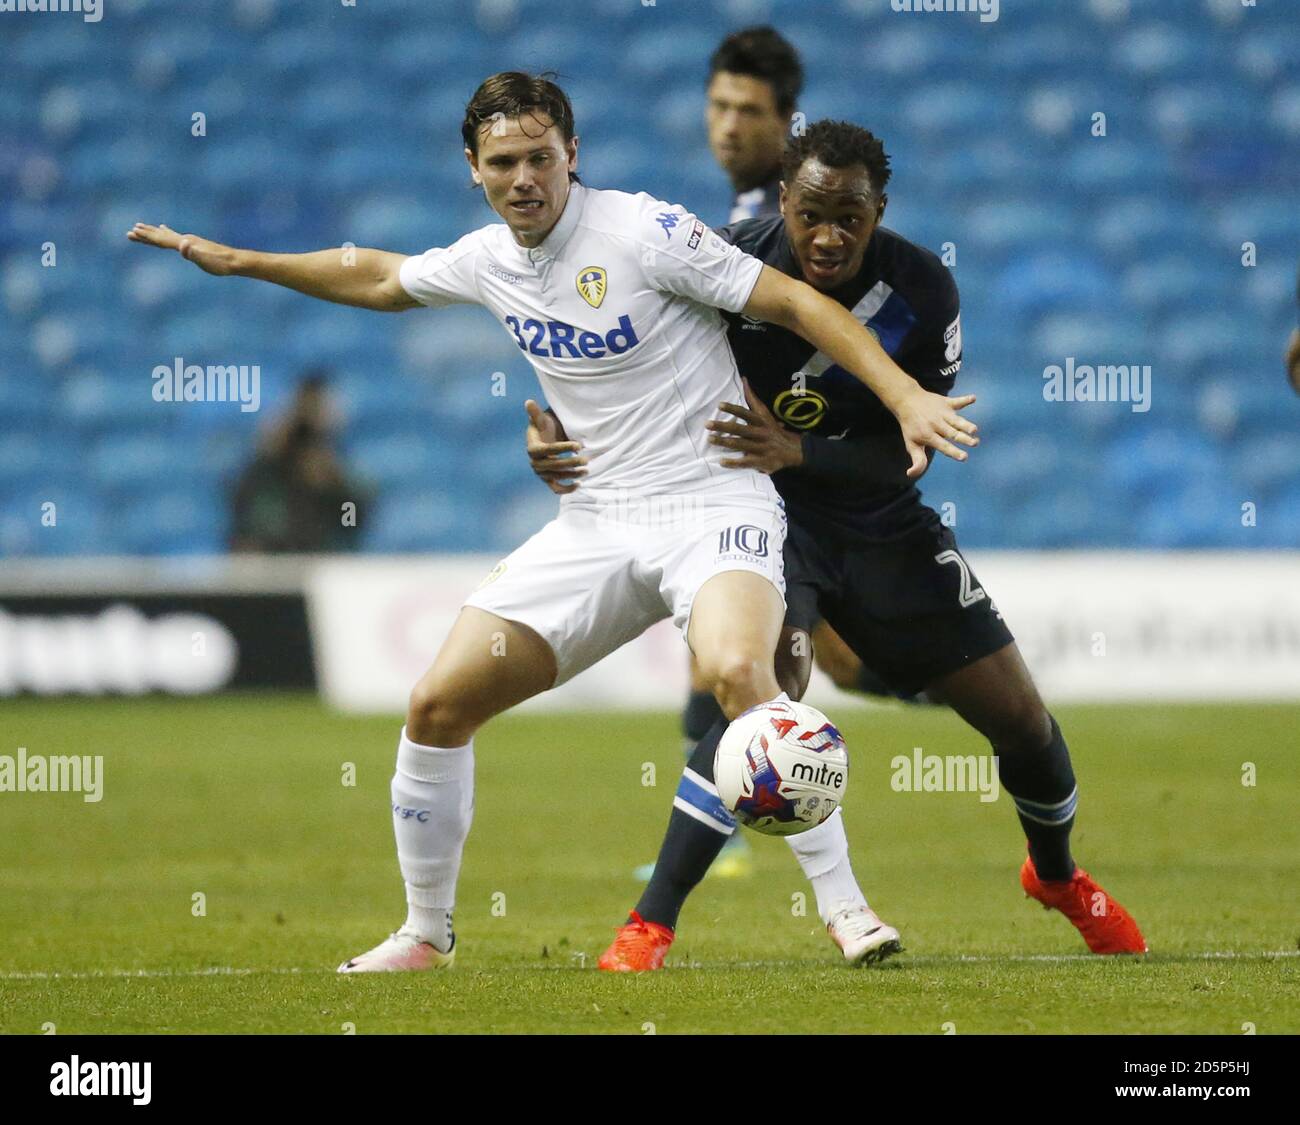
left=635, top=198, right=764, bottom=314
left=898, top=268, right=962, bottom=393
left=398, top=230, right=484, bottom=308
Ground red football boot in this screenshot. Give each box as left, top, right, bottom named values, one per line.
left=596, top=911, right=675, bottom=972
left=1021, top=854, right=1148, bottom=955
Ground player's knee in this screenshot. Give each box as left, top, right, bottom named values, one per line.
left=703, top=651, right=772, bottom=718
left=986, top=695, right=1052, bottom=756
left=406, top=682, right=476, bottom=747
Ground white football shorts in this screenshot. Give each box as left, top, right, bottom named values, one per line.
left=464, top=483, right=787, bottom=686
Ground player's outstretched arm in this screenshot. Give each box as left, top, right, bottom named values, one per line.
left=742, top=265, right=977, bottom=477
left=126, top=223, right=418, bottom=311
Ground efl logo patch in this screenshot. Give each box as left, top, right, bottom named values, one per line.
left=944, top=315, right=962, bottom=363
left=687, top=220, right=705, bottom=250
left=576, top=265, right=607, bottom=309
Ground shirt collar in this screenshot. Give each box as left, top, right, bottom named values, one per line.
left=518, top=181, right=586, bottom=264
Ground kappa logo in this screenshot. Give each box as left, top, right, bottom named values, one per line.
left=655, top=211, right=681, bottom=240
left=576, top=265, right=607, bottom=309
left=488, top=263, right=523, bottom=285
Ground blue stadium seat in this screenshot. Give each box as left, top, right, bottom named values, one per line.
left=0, top=376, right=52, bottom=429
left=0, top=483, right=108, bottom=558
left=363, top=487, right=463, bottom=553
left=999, top=253, right=1112, bottom=318
left=112, top=490, right=229, bottom=556
left=1229, top=434, right=1298, bottom=497
left=1133, top=479, right=1253, bottom=548
left=348, top=431, right=458, bottom=492
left=3, top=0, right=1291, bottom=557
left=964, top=199, right=1080, bottom=257
left=1121, top=256, right=1207, bottom=315
left=1112, top=23, right=1213, bottom=80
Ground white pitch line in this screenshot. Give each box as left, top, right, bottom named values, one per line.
left=706, top=950, right=1300, bottom=970
left=907, top=950, right=1300, bottom=965
left=0, top=967, right=323, bottom=981
left=1, top=950, right=1296, bottom=980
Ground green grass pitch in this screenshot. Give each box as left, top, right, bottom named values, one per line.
left=1, top=695, right=1296, bottom=1034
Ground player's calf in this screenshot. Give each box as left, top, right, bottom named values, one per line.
left=935, top=647, right=1077, bottom=881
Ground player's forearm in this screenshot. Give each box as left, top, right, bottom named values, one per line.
left=234, top=247, right=416, bottom=311
left=798, top=433, right=924, bottom=490
left=785, top=288, right=920, bottom=413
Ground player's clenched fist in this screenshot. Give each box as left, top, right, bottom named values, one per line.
left=126, top=223, right=241, bottom=276
left=524, top=399, right=587, bottom=495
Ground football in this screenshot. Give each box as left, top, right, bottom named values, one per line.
left=714, top=700, right=849, bottom=836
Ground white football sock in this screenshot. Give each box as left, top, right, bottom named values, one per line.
left=391, top=727, right=474, bottom=953
left=784, top=808, right=869, bottom=924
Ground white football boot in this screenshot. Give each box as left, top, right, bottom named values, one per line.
left=826, top=904, right=903, bottom=965
left=337, top=926, right=455, bottom=973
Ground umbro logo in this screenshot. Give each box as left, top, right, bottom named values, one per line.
left=740, top=314, right=767, bottom=331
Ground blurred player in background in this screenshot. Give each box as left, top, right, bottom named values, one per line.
left=129, top=72, right=976, bottom=973
left=707, top=26, right=799, bottom=224
left=532, top=121, right=1147, bottom=969
left=230, top=371, right=369, bottom=553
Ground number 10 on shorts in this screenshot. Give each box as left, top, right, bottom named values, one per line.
left=718, top=525, right=770, bottom=558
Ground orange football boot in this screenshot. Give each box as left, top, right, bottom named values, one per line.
left=1021, top=853, right=1148, bottom=954
left=597, top=911, right=675, bottom=972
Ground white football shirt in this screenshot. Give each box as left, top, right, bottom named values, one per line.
left=399, top=183, right=772, bottom=497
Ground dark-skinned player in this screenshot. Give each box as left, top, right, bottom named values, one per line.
left=527, top=120, right=1148, bottom=970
